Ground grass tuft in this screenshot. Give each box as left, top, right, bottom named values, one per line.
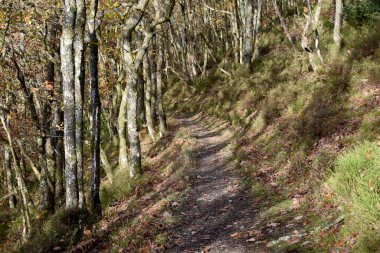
left=328, top=141, right=380, bottom=251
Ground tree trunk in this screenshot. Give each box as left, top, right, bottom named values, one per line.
left=52, top=39, right=65, bottom=204
left=272, top=0, right=296, bottom=49
left=74, top=0, right=86, bottom=209
left=156, top=34, right=167, bottom=136
left=253, top=0, right=263, bottom=60
left=61, top=0, right=79, bottom=209
left=333, top=0, right=343, bottom=48
left=143, top=53, right=157, bottom=140
left=42, top=25, right=58, bottom=212
left=122, top=29, right=143, bottom=177
left=4, top=146, right=16, bottom=209
left=302, top=0, right=323, bottom=71
left=117, top=85, right=129, bottom=171
left=150, top=48, right=158, bottom=126
left=88, top=0, right=101, bottom=215
left=243, top=0, right=253, bottom=72
left=137, top=63, right=145, bottom=130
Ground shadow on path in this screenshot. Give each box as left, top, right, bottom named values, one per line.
left=169, top=113, right=270, bottom=253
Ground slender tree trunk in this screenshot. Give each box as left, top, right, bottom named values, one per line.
left=243, top=0, right=253, bottom=72
left=333, top=0, right=343, bottom=48
left=52, top=39, right=65, bottom=204
left=117, top=85, right=129, bottom=171
left=4, top=146, right=16, bottom=209
left=122, top=30, right=143, bottom=177
left=61, top=0, right=79, bottom=209
left=302, top=0, right=323, bottom=71
left=272, top=0, right=296, bottom=49
left=137, top=63, right=145, bottom=129
left=143, top=53, right=156, bottom=140
left=88, top=0, right=101, bottom=215
left=42, top=26, right=58, bottom=212
left=0, top=116, right=31, bottom=239
left=74, top=0, right=86, bottom=209
left=153, top=0, right=167, bottom=136
left=156, top=35, right=167, bottom=136
left=151, top=54, right=158, bottom=127
left=253, top=0, right=263, bottom=59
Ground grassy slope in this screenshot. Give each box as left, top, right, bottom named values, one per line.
left=165, top=22, right=380, bottom=252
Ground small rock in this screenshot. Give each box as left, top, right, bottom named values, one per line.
left=162, top=211, right=172, bottom=218
left=246, top=238, right=256, bottom=242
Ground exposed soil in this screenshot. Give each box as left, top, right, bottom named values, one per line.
left=67, top=113, right=315, bottom=253
left=168, top=114, right=277, bottom=253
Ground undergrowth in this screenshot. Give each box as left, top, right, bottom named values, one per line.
left=328, top=142, right=380, bottom=252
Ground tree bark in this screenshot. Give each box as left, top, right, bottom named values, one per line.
left=156, top=34, right=167, bottom=136
left=117, top=84, right=129, bottom=171
left=53, top=59, right=65, bottom=204
left=4, top=144, right=16, bottom=209
left=143, top=52, right=157, bottom=140
left=150, top=46, right=158, bottom=126
left=122, top=33, right=143, bottom=177
left=253, top=0, right=263, bottom=60
left=333, top=0, right=343, bottom=48
left=61, top=0, right=79, bottom=209
left=243, top=0, right=253, bottom=72
left=88, top=0, right=101, bottom=215
left=74, top=0, right=86, bottom=209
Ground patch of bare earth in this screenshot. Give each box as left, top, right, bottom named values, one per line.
left=168, top=113, right=284, bottom=253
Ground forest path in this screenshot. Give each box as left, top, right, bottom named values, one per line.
left=169, top=113, right=270, bottom=253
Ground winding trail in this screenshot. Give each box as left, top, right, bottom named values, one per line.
left=170, top=114, right=268, bottom=253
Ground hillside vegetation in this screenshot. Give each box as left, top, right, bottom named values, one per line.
left=166, top=19, right=380, bottom=253
left=0, top=0, right=380, bottom=252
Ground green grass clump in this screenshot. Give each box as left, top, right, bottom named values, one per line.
left=100, top=170, right=151, bottom=208
left=329, top=141, right=380, bottom=250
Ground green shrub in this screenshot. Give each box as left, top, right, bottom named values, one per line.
left=350, top=24, right=380, bottom=60
left=345, top=0, right=380, bottom=25
left=329, top=142, right=380, bottom=238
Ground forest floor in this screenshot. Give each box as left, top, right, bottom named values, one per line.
left=166, top=113, right=308, bottom=253
left=68, top=113, right=339, bottom=253
left=168, top=113, right=266, bottom=253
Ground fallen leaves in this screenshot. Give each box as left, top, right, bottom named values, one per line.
left=230, top=232, right=244, bottom=239
left=266, top=222, right=279, bottom=228
left=201, top=246, right=214, bottom=252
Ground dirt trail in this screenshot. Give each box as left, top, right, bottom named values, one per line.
left=170, top=114, right=270, bottom=253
